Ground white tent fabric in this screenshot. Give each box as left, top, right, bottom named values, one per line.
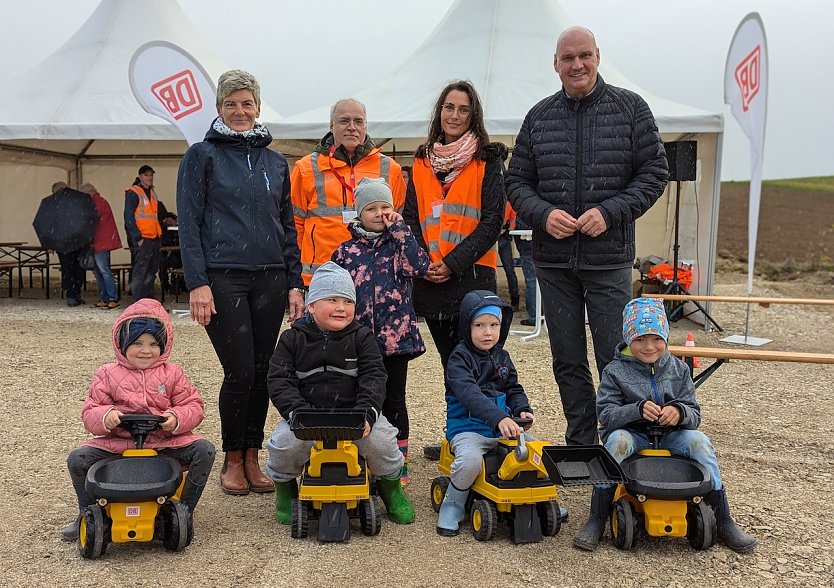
left=0, top=0, right=281, bottom=141
left=272, top=0, right=725, bottom=323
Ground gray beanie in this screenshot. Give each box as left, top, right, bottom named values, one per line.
left=307, top=261, right=356, bottom=305
left=353, top=177, right=393, bottom=215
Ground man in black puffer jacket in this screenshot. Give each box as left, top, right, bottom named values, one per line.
left=506, top=26, right=668, bottom=448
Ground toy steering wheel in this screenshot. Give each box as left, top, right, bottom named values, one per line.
left=118, top=414, right=166, bottom=449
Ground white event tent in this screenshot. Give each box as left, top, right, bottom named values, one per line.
left=273, top=0, right=726, bottom=317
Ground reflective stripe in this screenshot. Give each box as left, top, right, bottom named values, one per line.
left=302, top=262, right=320, bottom=277
left=442, top=202, right=482, bottom=220
left=311, top=152, right=328, bottom=209
left=295, top=365, right=359, bottom=379
left=306, top=205, right=347, bottom=218
left=379, top=154, right=390, bottom=180
left=428, top=241, right=441, bottom=253
left=293, top=205, right=308, bottom=219
left=441, top=229, right=466, bottom=246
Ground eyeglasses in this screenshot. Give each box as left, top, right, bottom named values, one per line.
left=335, top=117, right=366, bottom=127
left=442, top=103, right=472, bottom=116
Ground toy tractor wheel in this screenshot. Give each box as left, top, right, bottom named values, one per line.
left=359, top=496, right=383, bottom=536
left=78, top=504, right=108, bottom=560
left=687, top=499, right=717, bottom=550
left=538, top=500, right=562, bottom=537
left=430, top=476, right=450, bottom=513
left=611, top=498, right=638, bottom=550
left=162, top=501, right=193, bottom=551
left=471, top=499, right=498, bottom=542
left=290, top=498, right=309, bottom=539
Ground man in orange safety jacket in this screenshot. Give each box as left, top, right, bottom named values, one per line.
left=124, top=164, right=163, bottom=300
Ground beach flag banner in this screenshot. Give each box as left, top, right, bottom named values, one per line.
left=722, top=13, right=771, bottom=346
left=129, top=41, right=216, bottom=145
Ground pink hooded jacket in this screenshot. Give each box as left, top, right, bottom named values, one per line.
left=81, top=299, right=205, bottom=453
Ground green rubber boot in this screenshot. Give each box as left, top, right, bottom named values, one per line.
left=273, top=479, right=298, bottom=525
left=377, top=476, right=415, bottom=524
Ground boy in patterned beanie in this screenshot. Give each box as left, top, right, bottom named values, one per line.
left=573, top=297, right=757, bottom=554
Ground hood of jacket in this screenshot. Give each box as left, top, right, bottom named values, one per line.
left=458, top=290, right=513, bottom=353
left=111, top=299, right=173, bottom=370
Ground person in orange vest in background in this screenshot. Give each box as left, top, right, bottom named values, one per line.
left=403, top=80, right=506, bottom=461
left=291, top=98, right=406, bottom=286
left=124, top=164, right=162, bottom=300
left=498, top=201, right=520, bottom=310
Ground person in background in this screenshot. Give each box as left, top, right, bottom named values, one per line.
left=291, top=98, right=407, bottom=286
left=402, top=80, right=505, bottom=461
left=400, top=165, right=412, bottom=187
left=177, top=69, right=304, bottom=496
left=513, top=216, right=538, bottom=327
left=497, top=201, right=520, bottom=310
left=80, top=183, right=122, bottom=309
left=506, top=26, right=668, bottom=447
left=124, top=165, right=163, bottom=300
left=44, top=181, right=91, bottom=307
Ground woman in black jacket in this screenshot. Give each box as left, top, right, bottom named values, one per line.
left=402, top=80, right=505, bottom=459
left=177, top=69, right=304, bottom=496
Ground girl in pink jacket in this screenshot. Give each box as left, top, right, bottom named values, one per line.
left=60, top=299, right=215, bottom=542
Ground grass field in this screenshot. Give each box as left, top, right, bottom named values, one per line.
left=724, top=176, right=834, bottom=192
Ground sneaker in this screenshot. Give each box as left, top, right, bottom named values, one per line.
left=423, top=444, right=441, bottom=461
left=106, top=301, right=121, bottom=310
left=520, top=318, right=537, bottom=327
left=93, top=300, right=108, bottom=309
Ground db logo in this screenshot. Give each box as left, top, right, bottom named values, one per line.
left=125, top=505, right=141, bottom=517
left=734, top=45, right=761, bottom=112
left=151, top=70, right=202, bottom=120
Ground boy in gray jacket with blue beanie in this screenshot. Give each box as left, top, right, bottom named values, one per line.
left=573, top=297, right=756, bottom=553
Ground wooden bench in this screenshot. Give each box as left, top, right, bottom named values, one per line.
left=0, top=260, right=16, bottom=297
left=162, top=268, right=185, bottom=304
left=668, top=345, right=834, bottom=388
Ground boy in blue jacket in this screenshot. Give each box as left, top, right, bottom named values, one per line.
left=435, top=290, right=535, bottom=536
left=573, top=297, right=757, bottom=553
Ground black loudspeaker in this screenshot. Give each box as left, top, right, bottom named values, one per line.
left=664, top=141, right=697, bottom=182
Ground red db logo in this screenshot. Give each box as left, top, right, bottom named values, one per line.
left=734, top=46, right=761, bottom=112
left=151, top=70, right=202, bottom=120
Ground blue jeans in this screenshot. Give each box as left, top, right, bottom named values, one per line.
left=603, top=428, right=722, bottom=491
left=92, top=251, right=118, bottom=303
left=497, top=233, right=519, bottom=300
left=513, top=236, right=536, bottom=321
left=537, top=266, right=631, bottom=445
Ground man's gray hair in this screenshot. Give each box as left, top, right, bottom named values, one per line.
left=79, top=183, right=96, bottom=195
left=216, top=69, right=261, bottom=108
left=51, top=181, right=68, bottom=193
left=330, top=98, right=367, bottom=123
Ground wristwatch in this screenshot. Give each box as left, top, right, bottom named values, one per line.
left=290, top=287, right=306, bottom=295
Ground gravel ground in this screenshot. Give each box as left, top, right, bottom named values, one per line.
left=0, top=272, right=832, bottom=588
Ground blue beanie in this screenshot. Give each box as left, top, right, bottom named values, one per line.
left=622, top=298, right=669, bottom=345
left=119, top=317, right=166, bottom=355
left=473, top=305, right=502, bottom=321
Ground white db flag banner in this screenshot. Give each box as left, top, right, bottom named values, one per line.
left=129, top=41, right=216, bottom=145
left=724, top=13, right=768, bottom=294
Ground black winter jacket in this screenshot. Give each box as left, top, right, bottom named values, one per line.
left=506, top=77, right=669, bottom=269
left=267, top=315, right=387, bottom=426
left=176, top=120, right=303, bottom=290
left=403, top=142, right=506, bottom=320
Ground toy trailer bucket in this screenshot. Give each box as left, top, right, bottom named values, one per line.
left=541, top=445, right=626, bottom=487
left=289, top=408, right=367, bottom=441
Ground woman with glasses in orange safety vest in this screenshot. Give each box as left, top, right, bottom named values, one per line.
left=403, top=80, right=506, bottom=461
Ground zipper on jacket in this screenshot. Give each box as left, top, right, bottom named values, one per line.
left=649, top=364, right=662, bottom=406
left=573, top=101, right=583, bottom=271
left=248, top=143, right=256, bottom=268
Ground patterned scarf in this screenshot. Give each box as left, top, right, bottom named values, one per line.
left=212, top=117, right=270, bottom=140
left=428, top=130, right=478, bottom=184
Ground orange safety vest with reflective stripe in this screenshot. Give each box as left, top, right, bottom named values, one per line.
left=291, top=147, right=406, bottom=285
left=412, top=157, right=498, bottom=269
left=127, top=185, right=162, bottom=239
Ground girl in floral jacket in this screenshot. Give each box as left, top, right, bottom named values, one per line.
left=332, top=177, right=430, bottom=484
left=60, top=299, right=215, bottom=542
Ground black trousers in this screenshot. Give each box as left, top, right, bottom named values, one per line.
left=130, top=238, right=161, bottom=300
left=58, top=249, right=85, bottom=299
left=204, top=269, right=288, bottom=452
left=498, top=233, right=519, bottom=300
left=381, top=354, right=413, bottom=439
left=423, top=316, right=462, bottom=372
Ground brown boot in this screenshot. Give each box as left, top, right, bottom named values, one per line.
left=244, top=449, right=275, bottom=493
left=220, top=450, right=249, bottom=495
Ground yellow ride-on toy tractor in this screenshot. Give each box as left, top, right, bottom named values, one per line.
left=430, top=418, right=562, bottom=544
left=542, top=425, right=716, bottom=551
left=78, top=414, right=191, bottom=559
left=289, top=408, right=383, bottom=542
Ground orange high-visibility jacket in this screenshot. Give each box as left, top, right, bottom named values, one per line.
left=126, top=185, right=162, bottom=239
left=412, top=157, right=498, bottom=269
left=291, top=147, right=406, bottom=285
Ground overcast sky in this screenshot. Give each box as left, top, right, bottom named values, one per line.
left=4, top=0, right=833, bottom=181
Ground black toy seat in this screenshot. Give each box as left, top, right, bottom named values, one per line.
left=621, top=455, right=712, bottom=500
left=86, top=455, right=183, bottom=501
